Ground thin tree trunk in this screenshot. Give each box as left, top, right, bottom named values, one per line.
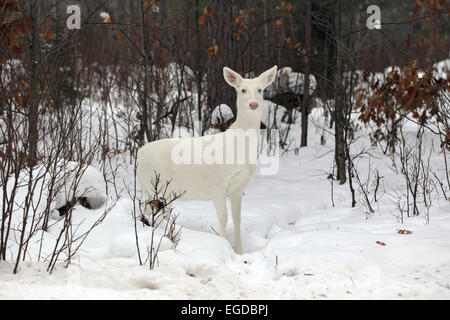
left=206, top=0, right=233, bottom=113
left=321, top=27, right=330, bottom=144
left=195, top=0, right=203, bottom=129
left=301, top=0, right=312, bottom=147
left=263, top=0, right=269, bottom=66
left=140, top=0, right=152, bottom=144
left=334, top=0, right=346, bottom=184
left=27, top=0, right=40, bottom=167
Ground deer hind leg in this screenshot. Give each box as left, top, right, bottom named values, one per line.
left=212, top=193, right=228, bottom=239
left=230, top=192, right=243, bottom=255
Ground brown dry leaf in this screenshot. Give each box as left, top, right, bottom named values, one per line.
left=405, top=34, right=411, bottom=48
left=304, top=273, right=314, bottom=276
left=397, top=229, right=413, bottom=235
left=203, top=6, right=214, bottom=16
left=42, top=29, right=53, bottom=41
left=151, top=1, right=157, bottom=12
left=376, top=241, right=386, bottom=246
left=150, top=200, right=162, bottom=211
left=208, top=44, right=219, bottom=56
left=276, top=19, right=283, bottom=26
left=103, top=17, right=112, bottom=23
left=198, top=15, right=205, bottom=25
left=286, top=2, right=293, bottom=12
left=21, top=80, right=29, bottom=90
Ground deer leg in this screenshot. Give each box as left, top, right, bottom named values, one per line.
left=230, top=192, right=243, bottom=254
left=212, top=194, right=228, bottom=239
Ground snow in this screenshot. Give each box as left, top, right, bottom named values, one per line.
left=265, top=66, right=317, bottom=98
left=1, top=56, right=450, bottom=300
left=51, top=161, right=107, bottom=210
left=165, top=62, right=196, bottom=89
left=433, top=54, right=450, bottom=79
left=262, top=100, right=287, bottom=128
left=99, top=12, right=110, bottom=20
left=3, top=161, right=107, bottom=215
left=211, top=104, right=234, bottom=125
left=1, top=111, right=449, bottom=300
left=204, top=104, right=235, bottom=135
left=0, top=59, right=24, bottom=84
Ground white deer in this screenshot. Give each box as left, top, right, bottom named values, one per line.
left=136, top=66, right=277, bottom=254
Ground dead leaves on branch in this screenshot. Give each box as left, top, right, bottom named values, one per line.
left=280, top=1, right=293, bottom=12
left=151, top=1, right=158, bottom=12
left=355, top=60, right=450, bottom=149
left=143, top=0, right=157, bottom=12
left=233, top=12, right=249, bottom=41
left=203, top=6, right=214, bottom=17
left=198, top=6, right=213, bottom=25
left=0, top=2, right=32, bottom=58
left=208, top=39, right=219, bottom=57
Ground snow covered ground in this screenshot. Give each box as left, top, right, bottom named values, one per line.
left=1, top=114, right=449, bottom=300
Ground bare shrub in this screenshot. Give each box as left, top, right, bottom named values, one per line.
left=125, top=166, right=184, bottom=270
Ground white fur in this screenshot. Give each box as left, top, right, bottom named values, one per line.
left=136, top=66, right=277, bottom=254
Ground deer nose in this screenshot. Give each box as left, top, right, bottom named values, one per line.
left=249, top=102, right=258, bottom=110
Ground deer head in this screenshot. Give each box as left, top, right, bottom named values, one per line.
left=223, top=66, right=277, bottom=127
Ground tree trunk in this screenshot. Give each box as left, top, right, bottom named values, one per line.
left=263, top=0, right=269, bottom=66
left=140, top=0, right=152, bottom=144
left=27, top=0, right=40, bottom=167
left=206, top=0, right=234, bottom=114
left=301, top=0, right=312, bottom=147
left=195, top=0, right=203, bottom=129
left=334, top=0, right=346, bottom=184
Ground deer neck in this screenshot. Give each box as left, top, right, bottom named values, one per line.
left=230, top=106, right=261, bottom=132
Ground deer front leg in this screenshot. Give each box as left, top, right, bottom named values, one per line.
left=230, top=192, right=243, bottom=255
left=212, top=194, right=228, bottom=239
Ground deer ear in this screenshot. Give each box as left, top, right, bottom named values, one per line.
left=259, top=65, right=278, bottom=88
left=223, top=67, right=243, bottom=88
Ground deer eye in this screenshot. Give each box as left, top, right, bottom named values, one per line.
left=257, top=88, right=262, bottom=93
left=241, top=89, right=247, bottom=94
